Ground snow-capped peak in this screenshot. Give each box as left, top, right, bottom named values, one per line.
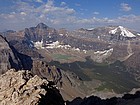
left=109, top=26, right=136, bottom=38
left=137, top=33, right=140, bottom=36
left=87, top=28, right=94, bottom=31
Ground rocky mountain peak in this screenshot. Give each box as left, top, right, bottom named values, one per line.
left=36, top=23, right=48, bottom=29
left=109, top=26, right=136, bottom=38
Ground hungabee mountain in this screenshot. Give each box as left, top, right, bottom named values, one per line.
left=0, top=23, right=140, bottom=105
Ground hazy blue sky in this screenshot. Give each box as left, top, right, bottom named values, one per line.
left=0, top=0, right=140, bottom=31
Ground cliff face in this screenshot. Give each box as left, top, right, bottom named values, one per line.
left=0, top=35, right=21, bottom=74
left=0, top=35, right=33, bottom=74
left=0, top=69, right=65, bottom=105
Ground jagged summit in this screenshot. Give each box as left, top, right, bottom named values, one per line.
left=109, top=26, right=136, bottom=38
left=36, top=23, right=48, bottom=29
left=0, top=69, right=65, bottom=105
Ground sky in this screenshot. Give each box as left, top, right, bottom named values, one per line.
left=0, top=0, right=140, bottom=31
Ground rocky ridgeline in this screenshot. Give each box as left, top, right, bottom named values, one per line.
left=0, top=69, right=65, bottom=105
left=67, top=92, right=140, bottom=105
left=0, top=69, right=140, bottom=105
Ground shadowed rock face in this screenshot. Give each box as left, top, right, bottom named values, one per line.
left=0, top=34, right=62, bottom=89
left=0, top=35, right=33, bottom=74
left=67, top=91, right=140, bottom=105
left=0, top=35, right=21, bottom=74
left=0, top=69, right=65, bottom=105
left=32, top=60, right=63, bottom=85
left=24, top=23, right=57, bottom=42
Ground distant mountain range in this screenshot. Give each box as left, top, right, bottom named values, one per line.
left=1, top=23, right=140, bottom=100
left=1, top=23, right=140, bottom=64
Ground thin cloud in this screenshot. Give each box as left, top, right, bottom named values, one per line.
left=0, top=1, right=140, bottom=31
left=0, top=0, right=76, bottom=30
left=60, top=2, right=66, bottom=6
left=93, top=11, right=99, bottom=15
left=35, top=0, right=43, bottom=3
left=120, top=3, right=132, bottom=12
left=75, top=3, right=81, bottom=7
left=20, top=12, right=27, bottom=16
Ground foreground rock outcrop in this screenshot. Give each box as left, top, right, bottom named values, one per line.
left=0, top=69, right=64, bottom=105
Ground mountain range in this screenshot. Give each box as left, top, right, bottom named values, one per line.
left=0, top=23, right=140, bottom=101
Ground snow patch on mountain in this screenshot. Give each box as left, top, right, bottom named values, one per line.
left=33, top=39, right=45, bottom=49
left=137, top=33, right=140, bottom=36
left=46, top=41, right=71, bottom=49
left=48, top=36, right=52, bottom=38
left=33, top=40, right=87, bottom=53
left=87, top=28, right=94, bottom=31
left=46, top=41, right=83, bottom=52
left=109, top=26, right=136, bottom=38
left=59, top=34, right=64, bottom=36
left=46, top=41, right=60, bottom=49
left=94, top=48, right=113, bottom=55
left=92, top=48, right=113, bottom=63
left=72, top=47, right=80, bottom=52
left=83, top=50, right=87, bottom=53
